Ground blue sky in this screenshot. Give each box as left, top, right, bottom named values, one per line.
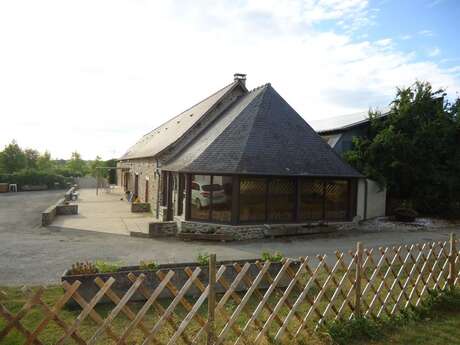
left=0, top=0, right=459, bottom=159
left=365, top=0, right=460, bottom=72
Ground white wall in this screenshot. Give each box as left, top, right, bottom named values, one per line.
left=357, top=179, right=386, bottom=220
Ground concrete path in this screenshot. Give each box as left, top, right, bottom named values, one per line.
left=0, top=189, right=459, bottom=286
left=51, top=188, right=155, bottom=235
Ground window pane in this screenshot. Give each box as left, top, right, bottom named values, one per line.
left=300, top=179, right=324, bottom=220
left=211, top=176, right=233, bottom=222
left=190, top=175, right=211, bottom=220
left=325, top=180, right=349, bottom=220
left=268, top=178, right=295, bottom=222
left=239, top=177, right=266, bottom=222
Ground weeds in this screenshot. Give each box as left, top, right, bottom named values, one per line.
left=94, top=260, right=123, bottom=273
left=196, top=252, right=210, bottom=266
left=261, top=251, right=284, bottom=262
left=139, top=260, right=158, bottom=271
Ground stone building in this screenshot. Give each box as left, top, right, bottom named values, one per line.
left=118, top=74, right=378, bottom=240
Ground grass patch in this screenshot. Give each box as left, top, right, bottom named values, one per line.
left=324, top=288, right=460, bottom=345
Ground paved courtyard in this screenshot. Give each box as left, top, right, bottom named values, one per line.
left=51, top=188, right=154, bottom=236
left=0, top=189, right=459, bottom=286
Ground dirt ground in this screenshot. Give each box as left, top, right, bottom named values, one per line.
left=0, top=189, right=459, bottom=286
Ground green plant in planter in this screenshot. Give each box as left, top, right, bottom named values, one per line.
left=95, top=260, right=123, bottom=273
left=196, top=252, right=210, bottom=266
left=69, top=261, right=97, bottom=275
left=139, top=260, right=158, bottom=271
left=261, top=251, right=284, bottom=262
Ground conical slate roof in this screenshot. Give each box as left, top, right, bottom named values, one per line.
left=163, top=84, right=362, bottom=178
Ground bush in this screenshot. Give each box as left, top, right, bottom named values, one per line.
left=0, top=169, right=72, bottom=189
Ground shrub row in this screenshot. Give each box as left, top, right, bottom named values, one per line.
left=0, top=169, right=72, bottom=189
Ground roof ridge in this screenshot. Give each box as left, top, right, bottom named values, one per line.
left=139, top=80, right=240, bottom=140
left=235, top=85, right=272, bottom=172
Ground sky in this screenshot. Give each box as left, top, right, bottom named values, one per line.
left=0, top=0, right=459, bottom=160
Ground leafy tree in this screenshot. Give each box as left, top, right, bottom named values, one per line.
left=89, top=155, right=104, bottom=177
left=24, top=148, right=40, bottom=169
left=66, top=151, right=88, bottom=177
left=344, top=81, right=460, bottom=216
left=36, top=151, right=54, bottom=172
left=0, top=140, right=27, bottom=174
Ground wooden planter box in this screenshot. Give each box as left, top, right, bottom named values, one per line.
left=62, top=259, right=300, bottom=307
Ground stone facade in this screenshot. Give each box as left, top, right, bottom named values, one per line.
left=117, top=158, right=160, bottom=217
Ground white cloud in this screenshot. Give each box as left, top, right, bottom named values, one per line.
left=428, top=47, right=441, bottom=57
left=419, top=29, right=435, bottom=37
left=400, top=34, right=412, bottom=40
left=0, top=0, right=458, bottom=159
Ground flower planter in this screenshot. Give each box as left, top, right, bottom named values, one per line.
left=62, top=259, right=300, bottom=307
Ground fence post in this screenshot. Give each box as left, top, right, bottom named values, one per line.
left=448, top=233, right=457, bottom=290
left=207, top=254, right=216, bottom=345
left=355, top=242, right=363, bottom=318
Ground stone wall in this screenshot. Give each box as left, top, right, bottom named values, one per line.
left=149, top=221, right=177, bottom=237
left=131, top=202, right=151, bottom=213
left=56, top=204, right=78, bottom=215
left=42, top=204, right=57, bottom=226
left=180, top=221, right=265, bottom=240
left=42, top=198, right=78, bottom=226
left=179, top=221, right=336, bottom=241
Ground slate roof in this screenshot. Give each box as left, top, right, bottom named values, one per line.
left=120, top=81, right=242, bottom=160
left=162, top=84, right=362, bottom=178
left=310, top=107, right=390, bottom=134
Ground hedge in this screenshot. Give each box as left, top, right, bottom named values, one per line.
left=0, top=169, right=72, bottom=189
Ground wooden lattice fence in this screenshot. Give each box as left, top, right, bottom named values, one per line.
left=1, top=234, right=459, bottom=345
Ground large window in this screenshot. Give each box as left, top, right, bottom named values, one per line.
left=187, top=174, right=354, bottom=224
left=189, top=175, right=233, bottom=222
left=268, top=178, right=295, bottom=222
left=190, top=175, right=211, bottom=220
left=239, top=177, right=267, bottom=222
left=299, top=179, right=324, bottom=221
left=325, top=180, right=349, bottom=220
left=211, top=176, right=233, bottom=222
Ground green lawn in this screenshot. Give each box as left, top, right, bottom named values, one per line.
left=354, top=312, right=460, bottom=345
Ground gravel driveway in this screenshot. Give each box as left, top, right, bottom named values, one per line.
left=0, top=190, right=459, bottom=286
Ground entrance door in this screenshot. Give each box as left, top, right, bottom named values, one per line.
left=134, top=174, right=139, bottom=197
left=178, top=174, right=185, bottom=216
left=124, top=172, right=129, bottom=190
left=166, top=172, right=173, bottom=220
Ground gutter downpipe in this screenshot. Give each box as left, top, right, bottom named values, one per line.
left=155, top=159, right=161, bottom=219
left=364, top=178, right=368, bottom=220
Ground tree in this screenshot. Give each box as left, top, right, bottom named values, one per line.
left=344, top=81, right=460, bottom=216
left=36, top=151, right=54, bottom=172
left=89, top=155, right=105, bottom=177
left=66, top=151, right=88, bottom=177
left=24, top=148, right=40, bottom=169
left=0, top=140, right=27, bottom=174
